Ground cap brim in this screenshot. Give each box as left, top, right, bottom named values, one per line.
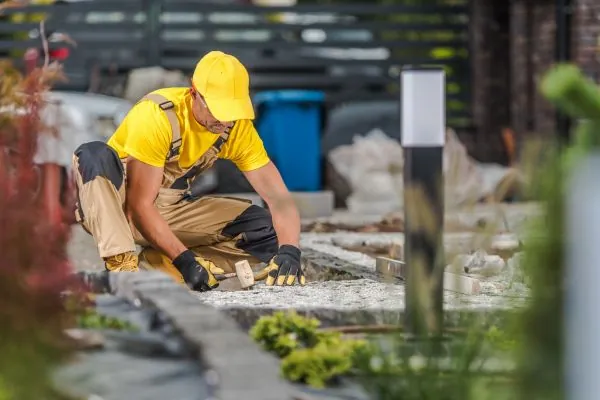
left=204, top=96, right=255, bottom=121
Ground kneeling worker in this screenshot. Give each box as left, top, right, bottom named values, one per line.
left=71, top=51, right=305, bottom=291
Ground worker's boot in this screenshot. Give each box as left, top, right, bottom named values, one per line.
left=104, top=251, right=139, bottom=272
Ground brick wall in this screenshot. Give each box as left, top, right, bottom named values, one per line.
left=531, top=1, right=557, bottom=137
left=505, top=0, right=557, bottom=141
left=573, top=0, right=600, bottom=80
left=470, top=0, right=511, bottom=163
left=472, top=0, right=600, bottom=162
left=509, top=0, right=532, bottom=141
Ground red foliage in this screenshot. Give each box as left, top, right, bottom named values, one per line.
left=0, top=61, right=77, bottom=398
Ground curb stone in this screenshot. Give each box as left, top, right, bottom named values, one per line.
left=300, top=248, right=386, bottom=282
left=104, top=271, right=303, bottom=400
left=222, top=307, right=516, bottom=331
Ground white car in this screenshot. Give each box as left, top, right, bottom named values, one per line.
left=35, top=90, right=133, bottom=169
left=35, top=90, right=218, bottom=195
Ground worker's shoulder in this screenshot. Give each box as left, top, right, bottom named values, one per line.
left=130, top=87, right=186, bottom=116
left=145, top=87, right=190, bottom=107
left=231, top=118, right=255, bottom=134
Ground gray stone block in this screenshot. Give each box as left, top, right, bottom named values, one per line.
left=375, top=256, right=406, bottom=279
left=301, top=247, right=379, bottom=281
left=114, top=273, right=298, bottom=400
left=291, top=190, right=335, bottom=219
left=109, top=270, right=175, bottom=301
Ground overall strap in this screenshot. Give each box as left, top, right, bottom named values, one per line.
left=169, top=124, right=235, bottom=190
left=141, top=93, right=181, bottom=162
left=212, top=123, right=233, bottom=152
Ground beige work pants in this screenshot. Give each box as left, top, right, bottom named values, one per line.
left=72, top=141, right=278, bottom=273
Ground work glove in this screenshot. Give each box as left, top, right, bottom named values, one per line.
left=265, top=245, right=306, bottom=286
left=172, top=249, right=222, bottom=292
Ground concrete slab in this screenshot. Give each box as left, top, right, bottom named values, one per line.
left=302, top=202, right=542, bottom=234
left=292, top=190, right=335, bottom=219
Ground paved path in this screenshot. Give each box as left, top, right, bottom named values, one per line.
left=68, top=203, right=535, bottom=312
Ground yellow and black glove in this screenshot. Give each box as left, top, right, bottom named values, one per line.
left=172, top=249, right=221, bottom=292
left=265, top=245, right=306, bottom=286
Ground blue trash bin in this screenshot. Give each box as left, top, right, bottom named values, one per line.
left=254, top=90, right=325, bottom=192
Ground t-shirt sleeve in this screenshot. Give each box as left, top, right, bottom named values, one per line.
left=225, top=120, right=271, bottom=172
left=122, top=101, right=172, bottom=167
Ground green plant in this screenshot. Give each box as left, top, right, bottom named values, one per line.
left=250, top=311, right=322, bottom=358
left=510, top=63, right=600, bottom=400
left=485, top=325, right=517, bottom=353
left=281, top=337, right=367, bottom=388
left=250, top=311, right=368, bottom=387
left=250, top=311, right=520, bottom=397
left=351, top=324, right=499, bottom=400
left=76, top=308, right=137, bottom=332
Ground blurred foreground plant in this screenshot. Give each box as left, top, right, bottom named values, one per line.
left=512, top=63, right=600, bottom=400
left=0, top=60, right=76, bottom=399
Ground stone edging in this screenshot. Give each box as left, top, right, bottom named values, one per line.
left=300, top=247, right=388, bottom=282
left=104, top=271, right=303, bottom=400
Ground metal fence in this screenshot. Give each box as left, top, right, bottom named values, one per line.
left=0, top=0, right=472, bottom=126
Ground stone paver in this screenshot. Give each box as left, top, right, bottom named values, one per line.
left=106, top=272, right=301, bottom=400
left=54, top=295, right=214, bottom=400
left=291, top=190, right=335, bottom=219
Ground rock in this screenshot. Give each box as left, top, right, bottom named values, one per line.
left=291, top=191, right=335, bottom=219
left=64, top=329, right=105, bottom=350
left=375, top=257, right=405, bottom=280
left=389, top=243, right=404, bottom=260
left=454, top=250, right=506, bottom=277
left=443, top=272, right=482, bottom=295
left=506, top=252, right=529, bottom=285
left=123, top=67, right=187, bottom=103
left=490, top=235, right=522, bottom=260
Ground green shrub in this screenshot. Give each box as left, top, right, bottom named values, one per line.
left=250, top=311, right=322, bottom=358
left=250, top=311, right=367, bottom=387
left=76, top=308, right=137, bottom=332
left=281, top=338, right=367, bottom=388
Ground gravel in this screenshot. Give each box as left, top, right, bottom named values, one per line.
left=193, top=279, right=527, bottom=311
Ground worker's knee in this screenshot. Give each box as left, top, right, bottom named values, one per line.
left=221, top=204, right=278, bottom=263
left=74, top=141, right=124, bottom=188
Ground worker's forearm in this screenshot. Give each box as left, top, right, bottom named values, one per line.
left=269, top=198, right=301, bottom=248
left=128, top=204, right=187, bottom=260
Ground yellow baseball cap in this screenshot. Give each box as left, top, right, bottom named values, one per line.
left=191, top=51, right=255, bottom=121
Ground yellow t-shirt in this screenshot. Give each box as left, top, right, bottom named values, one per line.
left=107, top=87, right=270, bottom=172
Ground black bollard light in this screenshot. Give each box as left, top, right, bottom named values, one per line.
left=401, top=66, right=446, bottom=337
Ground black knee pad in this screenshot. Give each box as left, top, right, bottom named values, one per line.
left=75, top=141, right=124, bottom=188
left=221, top=204, right=278, bottom=263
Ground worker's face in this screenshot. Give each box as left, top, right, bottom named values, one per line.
left=191, top=89, right=234, bottom=134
